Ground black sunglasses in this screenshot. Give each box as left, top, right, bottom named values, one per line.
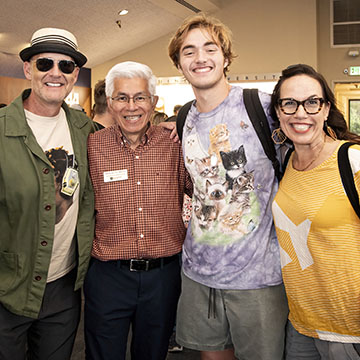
left=35, top=58, right=77, bottom=74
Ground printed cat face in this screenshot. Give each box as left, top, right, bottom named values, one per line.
left=221, top=211, right=242, bottom=228
left=206, top=179, right=227, bottom=201
left=185, top=133, right=208, bottom=164
left=233, top=171, right=254, bottom=193
left=230, top=171, right=254, bottom=208
left=218, top=203, right=250, bottom=236
left=193, top=195, right=217, bottom=230
left=209, top=124, right=229, bottom=144
left=195, top=155, right=219, bottom=178
left=187, top=137, right=195, bottom=146
left=220, top=145, right=247, bottom=171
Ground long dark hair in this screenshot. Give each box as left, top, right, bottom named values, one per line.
left=269, top=64, right=360, bottom=144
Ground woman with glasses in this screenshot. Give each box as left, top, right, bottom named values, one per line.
left=269, top=64, right=360, bottom=359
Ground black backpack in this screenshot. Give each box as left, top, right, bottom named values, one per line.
left=176, top=88, right=282, bottom=181
left=338, top=142, right=360, bottom=218
left=283, top=142, right=360, bottom=218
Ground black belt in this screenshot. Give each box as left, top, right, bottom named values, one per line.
left=117, top=254, right=179, bottom=271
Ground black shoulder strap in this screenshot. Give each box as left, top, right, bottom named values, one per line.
left=338, top=142, right=360, bottom=218
left=283, top=146, right=294, bottom=171
left=243, top=88, right=281, bottom=181
left=176, top=100, right=194, bottom=142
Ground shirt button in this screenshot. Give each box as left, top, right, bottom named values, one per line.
left=137, top=181, right=141, bottom=185
left=139, top=208, right=142, bottom=211
left=45, top=205, right=51, bottom=211
left=140, top=234, right=144, bottom=238
left=41, top=241, right=48, bottom=246
left=43, top=168, right=50, bottom=174
left=35, top=276, right=42, bottom=281
left=135, top=156, right=140, bottom=159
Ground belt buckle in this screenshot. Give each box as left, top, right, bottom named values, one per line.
left=130, top=259, right=149, bottom=271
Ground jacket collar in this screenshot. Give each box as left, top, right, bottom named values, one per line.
left=4, top=89, right=88, bottom=137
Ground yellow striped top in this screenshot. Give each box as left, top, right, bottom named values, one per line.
left=272, top=141, right=360, bottom=343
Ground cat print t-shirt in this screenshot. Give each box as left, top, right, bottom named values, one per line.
left=182, top=86, right=282, bottom=289
left=25, top=108, right=79, bottom=282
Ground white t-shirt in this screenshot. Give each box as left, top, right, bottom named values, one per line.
left=25, top=108, right=79, bottom=282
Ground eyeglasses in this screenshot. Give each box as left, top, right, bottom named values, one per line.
left=278, top=97, right=325, bottom=115
left=111, top=94, right=153, bottom=105
left=35, top=58, right=77, bottom=74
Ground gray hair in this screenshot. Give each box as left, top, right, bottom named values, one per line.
left=105, top=61, right=157, bottom=100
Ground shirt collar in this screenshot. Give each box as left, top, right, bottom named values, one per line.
left=115, top=122, right=156, bottom=147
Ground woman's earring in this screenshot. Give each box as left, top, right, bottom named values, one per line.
left=272, top=128, right=287, bottom=144
left=324, top=120, right=337, bottom=140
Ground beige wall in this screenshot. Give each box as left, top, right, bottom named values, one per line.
left=317, top=0, right=360, bottom=86
left=0, top=76, right=92, bottom=116
left=92, top=0, right=317, bottom=90
left=0, top=77, right=30, bottom=106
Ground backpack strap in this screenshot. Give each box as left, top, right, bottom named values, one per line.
left=243, top=88, right=282, bottom=181
left=283, top=146, right=294, bottom=171
left=176, top=100, right=194, bottom=142
left=338, top=142, right=360, bottom=218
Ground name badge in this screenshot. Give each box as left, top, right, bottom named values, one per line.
left=61, top=168, right=79, bottom=196
left=104, top=169, right=128, bottom=182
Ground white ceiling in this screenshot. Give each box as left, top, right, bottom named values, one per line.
left=0, top=0, right=228, bottom=73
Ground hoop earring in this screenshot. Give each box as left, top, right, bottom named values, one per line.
left=324, top=120, right=337, bottom=140
left=272, top=128, right=287, bottom=144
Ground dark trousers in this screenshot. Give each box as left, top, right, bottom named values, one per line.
left=84, top=256, right=181, bottom=360
left=0, top=269, right=81, bottom=360
left=286, top=321, right=360, bottom=360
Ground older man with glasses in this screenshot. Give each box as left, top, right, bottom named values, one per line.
left=84, top=61, right=192, bottom=360
left=0, top=28, right=94, bottom=359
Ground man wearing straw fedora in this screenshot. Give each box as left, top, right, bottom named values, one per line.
left=0, top=28, right=94, bottom=359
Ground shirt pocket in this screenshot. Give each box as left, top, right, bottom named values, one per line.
left=0, top=251, right=19, bottom=294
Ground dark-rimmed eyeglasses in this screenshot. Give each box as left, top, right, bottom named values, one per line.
left=35, top=58, right=77, bottom=74
left=111, top=94, right=153, bottom=105
left=278, top=97, right=325, bottom=115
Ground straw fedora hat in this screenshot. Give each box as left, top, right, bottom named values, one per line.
left=20, top=27, right=87, bottom=67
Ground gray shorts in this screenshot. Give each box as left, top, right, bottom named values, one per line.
left=176, top=271, right=288, bottom=360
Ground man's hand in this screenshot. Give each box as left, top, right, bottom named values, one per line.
left=158, top=121, right=180, bottom=143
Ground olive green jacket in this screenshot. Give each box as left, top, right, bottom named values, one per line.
left=0, top=90, right=95, bottom=318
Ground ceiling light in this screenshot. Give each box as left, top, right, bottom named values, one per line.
left=118, top=9, right=128, bottom=16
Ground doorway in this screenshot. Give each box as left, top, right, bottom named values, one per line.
left=334, top=82, right=360, bottom=134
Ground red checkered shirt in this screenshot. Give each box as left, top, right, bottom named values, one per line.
left=88, top=124, right=193, bottom=260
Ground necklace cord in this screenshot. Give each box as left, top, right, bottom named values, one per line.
left=293, top=135, right=326, bottom=171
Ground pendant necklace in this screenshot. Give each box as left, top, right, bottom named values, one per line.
left=294, top=136, right=326, bottom=172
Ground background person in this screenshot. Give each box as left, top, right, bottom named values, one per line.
left=92, top=79, right=116, bottom=129
left=270, top=63, right=360, bottom=360
left=84, top=61, right=192, bottom=360
left=166, top=104, right=182, bottom=122
left=151, top=110, right=168, bottom=125
left=0, top=27, right=94, bottom=360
